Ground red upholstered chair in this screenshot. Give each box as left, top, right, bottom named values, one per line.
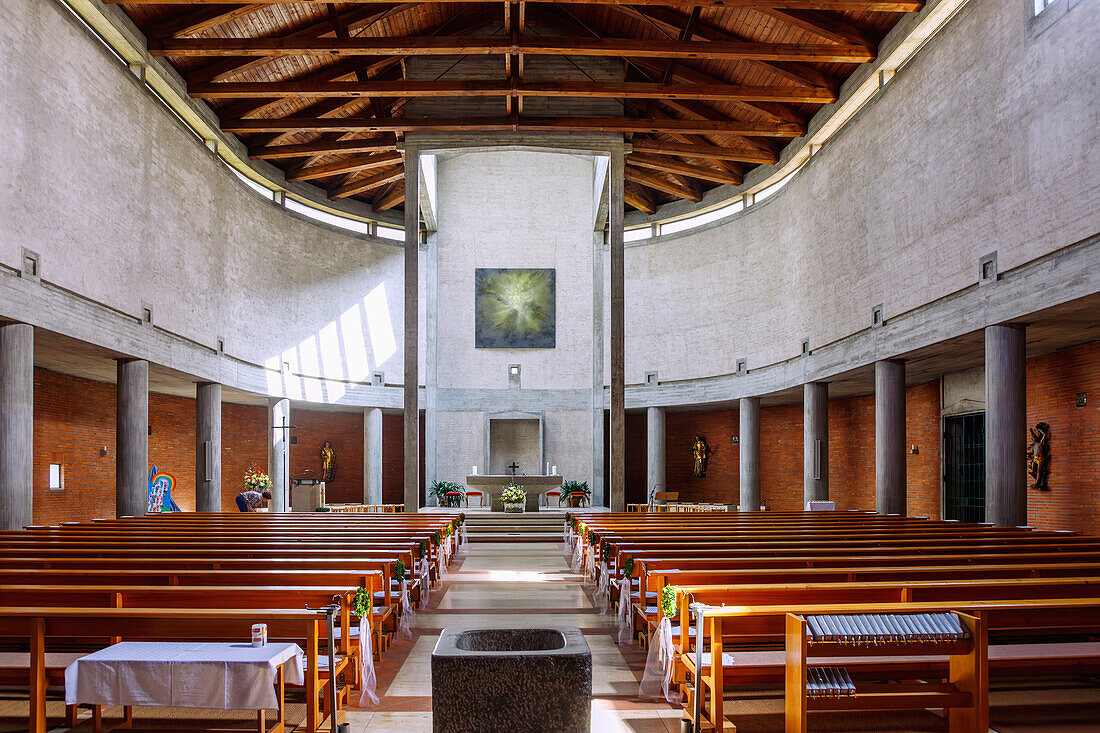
left=544, top=490, right=561, bottom=508
left=444, top=490, right=464, bottom=508
left=464, top=490, right=487, bottom=508
left=568, top=491, right=589, bottom=508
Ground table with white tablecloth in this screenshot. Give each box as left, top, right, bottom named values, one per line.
left=65, top=641, right=304, bottom=729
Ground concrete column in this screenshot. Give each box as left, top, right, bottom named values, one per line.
left=803, top=381, right=829, bottom=504
left=739, top=396, right=761, bottom=512
left=364, top=407, right=383, bottom=505
left=195, top=382, right=222, bottom=512
left=116, top=359, right=149, bottom=517
left=646, top=407, right=665, bottom=503
left=590, top=231, right=606, bottom=507
left=268, top=398, right=290, bottom=513
left=609, top=149, right=626, bottom=512
left=875, top=360, right=907, bottom=515
left=0, top=324, right=33, bottom=530
left=403, top=148, right=420, bottom=512
left=986, top=324, right=1027, bottom=527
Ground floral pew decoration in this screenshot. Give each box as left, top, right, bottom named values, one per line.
left=394, top=558, right=414, bottom=641
left=418, top=541, right=431, bottom=606
left=570, top=521, right=587, bottom=574
left=596, top=543, right=612, bottom=614
left=639, top=585, right=680, bottom=704
left=353, top=585, right=380, bottom=706
left=617, top=557, right=635, bottom=645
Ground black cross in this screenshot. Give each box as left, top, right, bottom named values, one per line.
left=508, top=462, right=520, bottom=477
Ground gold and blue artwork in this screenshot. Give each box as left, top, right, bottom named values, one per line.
left=475, top=268, right=556, bottom=348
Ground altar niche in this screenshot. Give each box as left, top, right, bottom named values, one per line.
left=487, top=412, right=544, bottom=476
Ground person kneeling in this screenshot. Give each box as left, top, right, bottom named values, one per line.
left=235, top=489, right=272, bottom=512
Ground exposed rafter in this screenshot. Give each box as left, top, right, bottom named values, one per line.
left=329, top=167, right=405, bottom=198
left=191, top=79, right=837, bottom=103
left=629, top=139, right=778, bottom=165
left=625, top=166, right=702, bottom=202
left=285, top=151, right=404, bottom=182
left=113, top=0, right=922, bottom=11
left=628, top=154, right=742, bottom=186
left=152, top=37, right=876, bottom=64
left=222, top=116, right=806, bottom=136
left=249, top=138, right=396, bottom=159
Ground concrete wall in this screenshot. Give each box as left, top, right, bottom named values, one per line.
left=623, top=0, right=1099, bottom=385
left=0, top=0, right=405, bottom=404
left=428, top=150, right=598, bottom=486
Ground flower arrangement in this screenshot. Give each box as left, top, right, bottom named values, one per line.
left=431, top=531, right=442, bottom=547
left=602, top=543, right=611, bottom=563
left=418, top=541, right=427, bottom=557
left=353, top=586, right=372, bottom=620
left=395, top=558, right=406, bottom=582
left=244, top=466, right=271, bottom=492
left=660, top=585, right=678, bottom=619
left=314, top=506, right=331, bottom=512
left=500, top=485, right=526, bottom=505
left=623, top=557, right=634, bottom=578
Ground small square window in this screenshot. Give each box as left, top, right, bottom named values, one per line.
left=979, top=252, right=998, bottom=285
left=736, top=359, right=747, bottom=375
left=142, top=307, right=153, bottom=324
left=21, top=248, right=40, bottom=280
left=645, top=371, right=659, bottom=387
left=49, top=463, right=63, bottom=491
left=872, top=304, right=884, bottom=329
left=801, top=338, right=810, bottom=356
left=371, top=371, right=385, bottom=386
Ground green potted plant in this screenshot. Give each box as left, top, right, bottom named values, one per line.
left=561, top=480, right=591, bottom=508
left=429, top=480, right=466, bottom=508
left=500, top=484, right=526, bottom=513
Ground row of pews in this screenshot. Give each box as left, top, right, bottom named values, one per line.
left=0, top=511, right=464, bottom=732
left=565, top=510, right=1100, bottom=732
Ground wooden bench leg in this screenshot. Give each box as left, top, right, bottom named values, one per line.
left=29, top=618, right=46, bottom=733
left=66, top=703, right=80, bottom=727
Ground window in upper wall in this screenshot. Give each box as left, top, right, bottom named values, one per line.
left=49, top=463, right=64, bottom=491
left=1033, top=0, right=1055, bottom=14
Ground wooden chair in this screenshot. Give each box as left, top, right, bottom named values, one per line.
left=544, top=490, right=561, bottom=507
left=465, top=490, right=487, bottom=507
left=444, top=491, right=464, bottom=508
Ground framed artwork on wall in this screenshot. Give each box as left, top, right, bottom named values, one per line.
left=474, top=268, right=556, bottom=348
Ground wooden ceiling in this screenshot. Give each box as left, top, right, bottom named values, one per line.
left=112, top=0, right=921, bottom=214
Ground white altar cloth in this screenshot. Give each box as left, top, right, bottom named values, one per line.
left=65, top=641, right=305, bottom=710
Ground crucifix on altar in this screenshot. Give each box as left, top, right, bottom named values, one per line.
left=508, top=462, right=520, bottom=477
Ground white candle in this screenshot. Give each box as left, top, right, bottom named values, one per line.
left=545, top=461, right=550, bottom=474
left=551, top=465, right=557, bottom=475
left=472, top=465, right=478, bottom=475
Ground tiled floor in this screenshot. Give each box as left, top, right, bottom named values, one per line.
left=343, top=540, right=683, bottom=732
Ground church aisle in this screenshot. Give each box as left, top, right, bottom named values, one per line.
left=343, top=540, right=682, bottom=732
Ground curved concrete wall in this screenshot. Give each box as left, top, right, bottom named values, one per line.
left=623, top=0, right=1099, bottom=386
left=0, top=0, right=405, bottom=404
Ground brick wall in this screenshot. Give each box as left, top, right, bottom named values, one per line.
left=1026, top=341, right=1099, bottom=533
left=32, top=369, right=375, bottom=523
left=665, top=381, right=943, bottom=515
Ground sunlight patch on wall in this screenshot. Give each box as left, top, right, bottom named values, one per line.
left=364, top=283, right=397, bottom=367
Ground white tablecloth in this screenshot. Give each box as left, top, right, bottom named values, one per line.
left=65, top=641, right=305, bottom=710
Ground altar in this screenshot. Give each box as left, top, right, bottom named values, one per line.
left=465, top=475, right=563, bottom=511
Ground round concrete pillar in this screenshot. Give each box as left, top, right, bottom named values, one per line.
left=646, top=407, right=666, bottom=503
left=875, top=360, right=907, bottom=515
left=364, top=407, right=383, bottom=505
left=803, top=382, right=829, bottom=504
left=0, top=323, right=33, bottom=530
left=985, top=324, right=1027, bottom=527
left=116, top=359, right=149, bottom=517
left=739, top=396, right=761, bottom=511
left=269, top=398, right=290, bottom=513
left=195, top=382, right=222, bottom=512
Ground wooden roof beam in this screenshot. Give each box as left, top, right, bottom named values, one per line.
left=111, top=0, right=923, bottom=12
left=373, top=184, right=405, bottom=211
left=146, top=4, right=268, bottom=39
left=625, top=167, right=702, bottom=202
left=221, top=115, right=805, bottom=136
left=329, top=167, right=406, bottom=199
left=285, top=151, right=403, bottom=182
left=752, top=8, right=878, bottom=47
left=191, top=79, right=837, bottom=103
left=629, top=139, right=778, bottom=165
left=250, top=138, right=397, bottom=159
left=152, top=37, right=877, bottom=64
left=628, top=154, right=742, bottom=186
left=624, top=184, right=657, bottom=214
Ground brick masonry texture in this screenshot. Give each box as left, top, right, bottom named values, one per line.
left=27, top=342, right=1097, bottom=532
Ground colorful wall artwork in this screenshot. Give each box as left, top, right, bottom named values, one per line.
left=474, top=268, right=556, bottom=348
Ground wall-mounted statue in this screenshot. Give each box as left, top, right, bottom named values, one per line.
left=321, top=441, right=337, bottom=483
left=691, top=434, right=711, bottom=478
left=1027, top=422, right=1050, bottom=491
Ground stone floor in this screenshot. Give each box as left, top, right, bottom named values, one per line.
left=341, top=540, right=681, bottom=732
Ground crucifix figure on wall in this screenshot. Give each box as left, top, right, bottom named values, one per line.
left=508, top=462, right=520, bottom=477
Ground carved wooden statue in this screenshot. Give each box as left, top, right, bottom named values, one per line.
left=321, top=441, right=337, bottom=483
left=1027, top=422, right=1050, bottom=491
left=691, top=434, right=711, bottom=478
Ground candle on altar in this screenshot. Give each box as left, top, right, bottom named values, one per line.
left=551, top=465, right=557, bottom=475
left=472, top=465, right=478, bottom=475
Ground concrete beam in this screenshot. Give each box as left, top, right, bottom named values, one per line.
left=116, top=359, right=149, bottom=517
left=403, top=147, right=420, bottom=512
left=609, top=149, right=626, bottom=512
left=195, top=381, right=222, bottom=512
left=0, top=324, right=33, bottom=529
left=985, top=324, right=1026, bottom=527
left=875, top=360, right=906, bottom=515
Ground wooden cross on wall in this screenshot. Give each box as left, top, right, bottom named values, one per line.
left=508, top=462, right=520, bottom=477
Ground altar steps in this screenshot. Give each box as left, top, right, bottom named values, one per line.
left=464, top=512, right=568, bottom=542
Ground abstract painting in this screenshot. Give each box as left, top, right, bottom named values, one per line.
left=475, top=268, right=556, bottom=348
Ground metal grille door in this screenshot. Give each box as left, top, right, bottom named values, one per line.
left=943, top=413, right=986, bottom=523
